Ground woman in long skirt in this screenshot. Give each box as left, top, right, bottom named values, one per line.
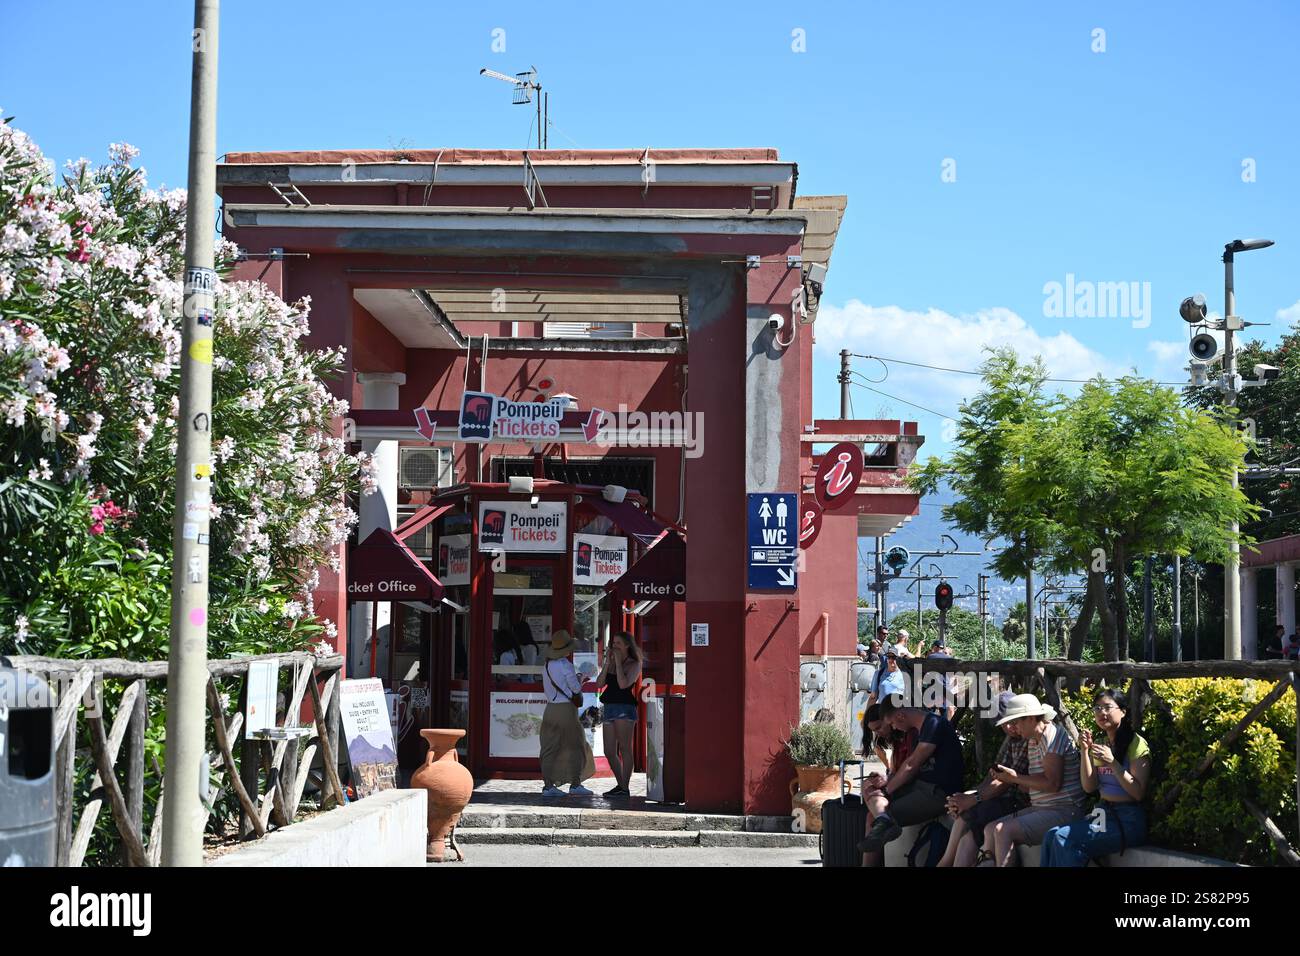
left=539, top=630, right=594, bottom=797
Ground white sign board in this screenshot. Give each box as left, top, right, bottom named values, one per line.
left=436, top=534, right=470, bottom=587
left=339, top=678, right=398, bottom=797
left=478, top=500, right=567, bottom=553
left=691, top=623, right=710, bottom=647
left=573, top=533, right=628, bottom=586
left=244, top=659, right=278, bottom=738
left=490, top=691, right=548, bottom=758
left=458, top=390, right=567, bottom=443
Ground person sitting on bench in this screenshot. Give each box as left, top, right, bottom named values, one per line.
left=858, top=694, right=965, bottom=864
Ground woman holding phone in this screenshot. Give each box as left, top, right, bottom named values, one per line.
left=1040, top=688, right=1151, bottom=866
left=598, top=631, right=642, bottom=799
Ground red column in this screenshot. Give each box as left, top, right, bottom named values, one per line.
left=741, top=254, right=805, bottom=815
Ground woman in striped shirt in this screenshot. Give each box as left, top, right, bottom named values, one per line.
left=979, top=693, right=1086, bottom=867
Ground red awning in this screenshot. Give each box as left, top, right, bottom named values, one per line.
left=348, top=529, right=444, bottom=602
left=606, top=529, right=686, bottom=603
left=585, top=496, right=667, bottom=545
left=394, top=503, right=454, bottom=542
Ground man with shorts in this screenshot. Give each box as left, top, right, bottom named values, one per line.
left=858, top=694, right=965, bottom=861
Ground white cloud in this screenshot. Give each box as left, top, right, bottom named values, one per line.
left=1277, top=299, right=1300, bottom=327
left=813, top=300, right=1124, bottom=417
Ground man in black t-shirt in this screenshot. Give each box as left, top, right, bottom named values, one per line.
left=857, top=696, right=965, bottom=861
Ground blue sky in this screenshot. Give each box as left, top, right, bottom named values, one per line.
left=4, top=0, right=1298, bottom=459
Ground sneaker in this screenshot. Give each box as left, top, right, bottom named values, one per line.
left=857, top=815, right=903, bottom=854
left=568, top=784, right=594, bottom=796
left=541, top=785, right=565, bottom=797
left=604, top=785, right=629, bottom=798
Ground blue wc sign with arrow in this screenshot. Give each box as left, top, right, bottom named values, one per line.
left=747, top=492, right=798, bottom=590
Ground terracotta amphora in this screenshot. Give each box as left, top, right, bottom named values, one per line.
left=410, top=729, right=473, bottom=862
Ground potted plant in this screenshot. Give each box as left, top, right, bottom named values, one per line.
left=785, top=721, right=855, bottom=833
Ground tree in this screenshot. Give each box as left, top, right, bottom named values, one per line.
left=1006, top=376, right=1256, bottom=659
left=911, top=348, right=1055, bottom=656
left=0, top=119, right=369, bottom=659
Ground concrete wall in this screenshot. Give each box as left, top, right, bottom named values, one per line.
left=209, top=789, right=427, bottom=868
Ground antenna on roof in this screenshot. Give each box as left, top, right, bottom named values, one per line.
left=479, top=66, right=547, bottom=149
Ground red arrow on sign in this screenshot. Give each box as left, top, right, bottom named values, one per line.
left=413, top=407, right=436, bottom=440
left=582, top=408, right=607, bottom=443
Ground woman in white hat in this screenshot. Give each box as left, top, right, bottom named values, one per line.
left=978, top=693, right=1085, bottom=866
left=539, top=630, right=595, bottom=797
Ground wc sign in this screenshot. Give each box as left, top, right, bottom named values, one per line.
left=747, top=492, right=798, bottom=590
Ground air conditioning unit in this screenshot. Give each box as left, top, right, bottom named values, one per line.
left=399, top=446, right=452, bottom=489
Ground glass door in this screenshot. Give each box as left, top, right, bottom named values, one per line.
left=485, top=560, right=556, bottom=769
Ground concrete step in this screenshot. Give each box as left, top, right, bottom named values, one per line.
left=455, top=827, right=818, bottom=849
left=460, top=807, right=794, bottom=833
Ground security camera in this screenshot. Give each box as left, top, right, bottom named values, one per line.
left=804, top=262, right=828, bottom=296
left=1254, top=363, right=1280, bottom=381
left=1188, top=363, right=1209, bottom=387
left=768, top=314, right=784, bottom=332
left=1189, top=333, right=1218, bottom=361
left=1180, top=294, right=1209, bottom=324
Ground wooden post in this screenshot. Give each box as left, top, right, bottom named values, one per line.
left=309, top=670, right=347, bottom=809
left=237, top=671, right=260, bottom=840
left=86, top=710, right=150, bottom=867
left=1243, top=797, right=1300, bottom=866
left=72, top=679, right=142, bottom=867
left=326, top=668, right=344, bottom=803
left=124, top=680, right=147, bottom=856
left=206, top=677, right=267, bottom=838
left=52, top=667, right=93, bottom=867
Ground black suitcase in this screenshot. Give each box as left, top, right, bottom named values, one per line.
left=819, top=760, right=868, bottom=867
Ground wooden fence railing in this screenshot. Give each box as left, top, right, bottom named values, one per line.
left=6, top=651, right=345, bottom=867
left=904, top=657, right=1300, bottom=866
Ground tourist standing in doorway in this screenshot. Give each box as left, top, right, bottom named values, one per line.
left=540, top=630, right=595, bottom=797
left=598, top=631, right=643, bottom=798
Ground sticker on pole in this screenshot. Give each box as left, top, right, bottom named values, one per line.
left=747, top=492, right=797, bottom=590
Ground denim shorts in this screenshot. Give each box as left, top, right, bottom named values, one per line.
left=602, top=703, right=638, bottom=722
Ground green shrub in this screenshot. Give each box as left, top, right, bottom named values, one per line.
left=1146, top=678, right=1297, bottom=866
left=786, top=721, right=854, bottom=767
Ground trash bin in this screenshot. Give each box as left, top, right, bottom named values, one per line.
left=0, top=660, right=56, bottom=866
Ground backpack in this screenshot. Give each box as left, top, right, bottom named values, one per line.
left=906, top=820, right=949, bottom=867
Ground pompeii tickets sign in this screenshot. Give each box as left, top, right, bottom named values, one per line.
left=573, top=533, right=629, bottom=587
left=436, top=533, right=470, bottom=587
left=458, top=390, right=568, bottom=443
left=478, top=500, right=568, bottom=553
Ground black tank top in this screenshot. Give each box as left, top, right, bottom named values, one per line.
left=600, top=664, right=637, bottom=706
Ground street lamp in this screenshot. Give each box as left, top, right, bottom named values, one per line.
left=1185, top=239, right=1274, bottom=660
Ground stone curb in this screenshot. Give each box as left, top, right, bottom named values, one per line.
left=455, top=827, right=819, bottom=849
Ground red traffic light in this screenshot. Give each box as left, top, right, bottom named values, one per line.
left=934, top=582, right=954, bottom=610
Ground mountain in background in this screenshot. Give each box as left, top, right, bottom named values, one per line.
left=859, top=481, right=1026, bottom=623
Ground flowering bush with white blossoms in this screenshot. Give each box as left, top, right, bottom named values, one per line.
left=0, top=117, right=365, bottom=658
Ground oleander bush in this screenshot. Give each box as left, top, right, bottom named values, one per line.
left=0, top=117, right=373, bottom=861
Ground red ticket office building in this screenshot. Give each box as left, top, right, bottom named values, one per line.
left=218, top=147, right=922, bottom=814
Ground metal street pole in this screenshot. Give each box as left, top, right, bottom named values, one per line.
left=162, top=0, right=219, bottom=867
left=1224, top=248, right=1241, bottom=661
left=1144, top=555, right=1155, bottom=661
left=1025, top=566, right=1035, bottom=660
left=1173, top=555, right=1183, bottom=663
left=978, top=573, right=988, bottom=659
left=875, top=537, right=886, bottom=626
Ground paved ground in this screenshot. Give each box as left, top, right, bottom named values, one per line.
left=444, top=844, right=822, bottom=867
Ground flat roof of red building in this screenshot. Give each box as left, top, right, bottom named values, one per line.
left=223, top=147, right=782, bottom=165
